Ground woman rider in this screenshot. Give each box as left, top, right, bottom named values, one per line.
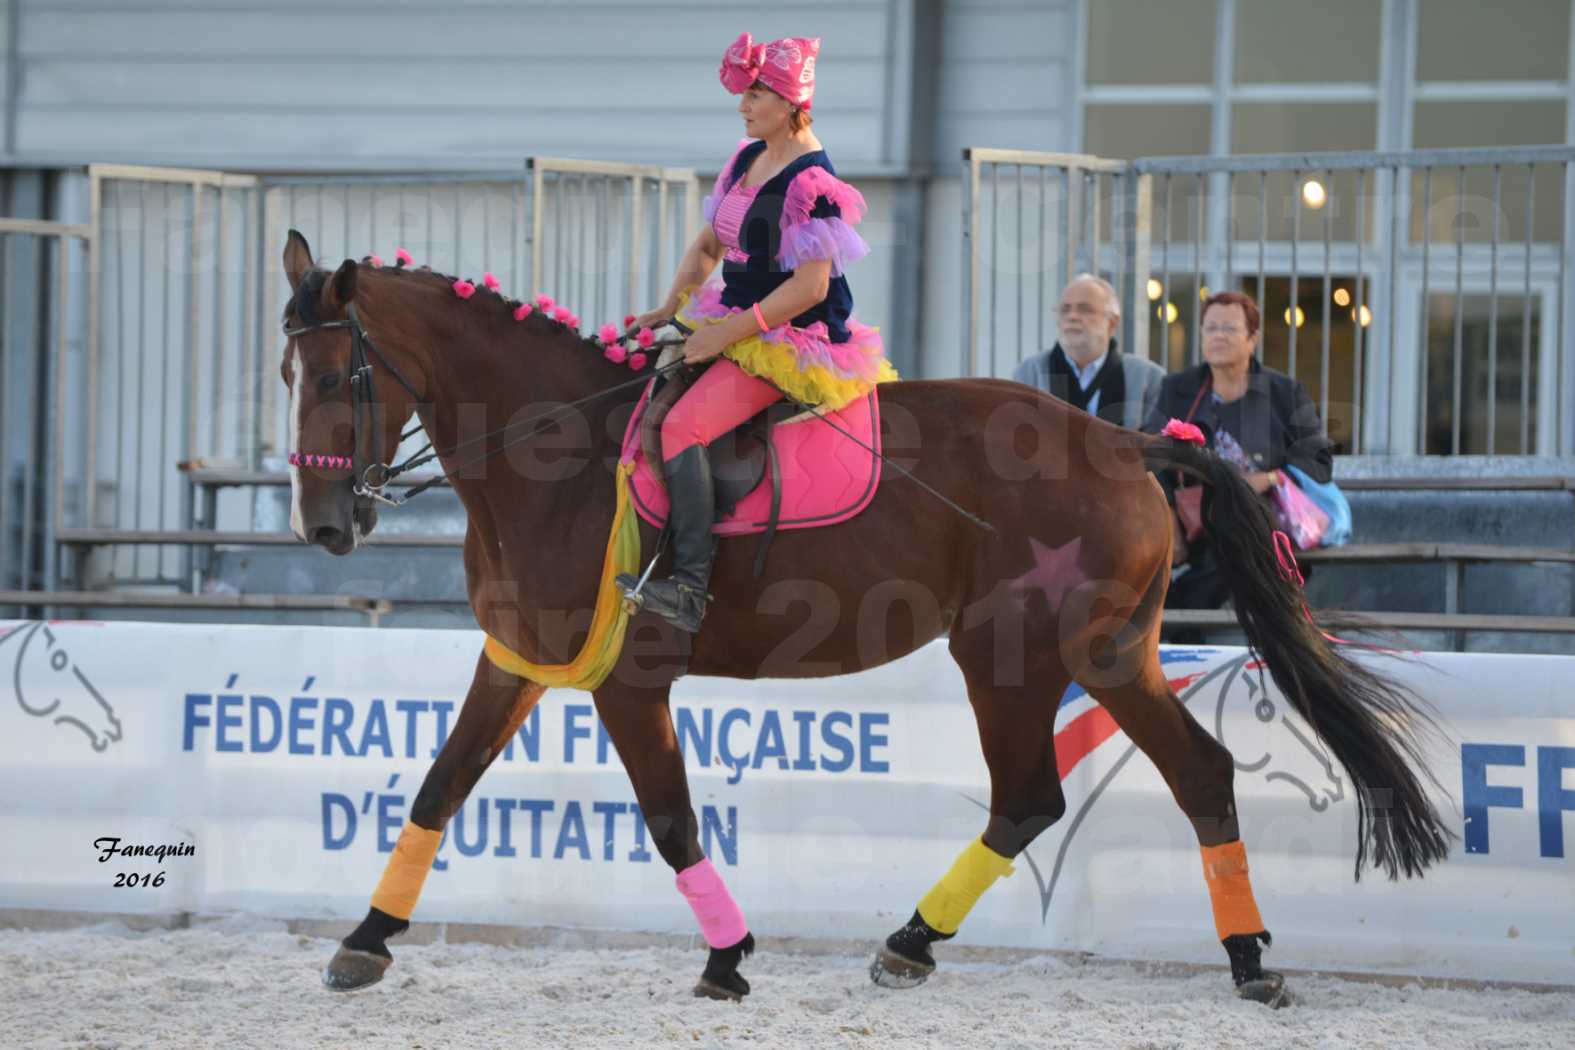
left=619, top=32, right=898, bottom=633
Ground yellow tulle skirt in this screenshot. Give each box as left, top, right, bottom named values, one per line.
left=676, top=284, right=899, bottom=411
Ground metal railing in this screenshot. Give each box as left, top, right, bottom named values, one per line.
left=963, top=145, right=1575, bottom=456
left=0, top=217, right=90, bottom=604
left=961, top=149, right=1148, bottom=380
left=52, top=158, right=700, bottom=592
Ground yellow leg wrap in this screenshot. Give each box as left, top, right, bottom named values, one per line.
left=1200, top=840, right=1267, bottom=941
left=916, top=837, right=1016, bottom=936
left=370, top=822, right=443, bottom=921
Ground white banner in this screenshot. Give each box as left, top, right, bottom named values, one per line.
left=1, top=619, right=1571, bottom=984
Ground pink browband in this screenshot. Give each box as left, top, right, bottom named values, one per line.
left=289, top=452, right=352, bottom=470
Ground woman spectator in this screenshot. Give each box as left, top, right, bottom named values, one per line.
left=1145, top=291, right=1334, bottom=610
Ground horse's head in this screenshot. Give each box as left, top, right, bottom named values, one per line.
left=280, top=231, right=420, bottom=554
left=1210, top=655, right=1345, bottom=812
left=4, top=622, right=123, bottom=751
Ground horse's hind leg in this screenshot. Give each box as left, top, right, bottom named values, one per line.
left=1085, top=642, right=1286, bottom=1007
left=594, top=680, right=755, bottom=1001
left=324, top=650, right=543, bottom=991
left=872, top=640, right=1070, bottom=988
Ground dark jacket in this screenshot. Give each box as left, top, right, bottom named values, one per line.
left=1143, top=358, right=1334, bottom=500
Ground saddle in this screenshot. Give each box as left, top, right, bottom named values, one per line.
left=621, top=359, right=885, bottom=577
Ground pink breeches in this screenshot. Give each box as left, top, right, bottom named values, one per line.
left=660, top=358, right=783, bottom=462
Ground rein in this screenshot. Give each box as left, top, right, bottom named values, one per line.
left=284, top=304, right=686, bottom=507
left=286, top=305, right=994, bottom=531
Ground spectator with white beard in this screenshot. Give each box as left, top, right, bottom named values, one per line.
left=1012, top=273, right=1164, bottom=430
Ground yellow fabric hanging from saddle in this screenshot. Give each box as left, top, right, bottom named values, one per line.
left=482, top=460, right=640, bottom=692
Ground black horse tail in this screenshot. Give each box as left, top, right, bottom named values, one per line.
left=1144, top=437, right=1454, bottom=881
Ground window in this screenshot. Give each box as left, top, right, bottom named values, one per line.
left=1087, top=0, right=1215, bottom=86
left=1411, top=102, right=1568, bottom=244
left=1235, top=0, right=1381, bottom=84
left=1416, top=0, right=1570, bottom=82
left=1423, top=294, right=1543, bottom=454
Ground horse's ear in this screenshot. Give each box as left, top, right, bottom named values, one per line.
left=324, top=259, right=358, bottom=312
left=283, top=230, right=314, bottom=291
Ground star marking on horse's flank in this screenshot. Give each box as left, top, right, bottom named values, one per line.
left=1007, top=536, right=1083, bottom=610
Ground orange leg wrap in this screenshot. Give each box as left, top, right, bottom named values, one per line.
left=370, top=823, right=443, bottom=921
left=1200, top=840, right=1267, bottom=942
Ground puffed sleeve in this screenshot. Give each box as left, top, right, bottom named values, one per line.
left=777, top=165, right=871, bottom=275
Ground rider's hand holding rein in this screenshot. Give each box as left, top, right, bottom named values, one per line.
left=679, top=258, right=833, bottom=365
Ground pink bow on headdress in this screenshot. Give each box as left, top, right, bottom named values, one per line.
left=719, top=32, right=821, bottom=110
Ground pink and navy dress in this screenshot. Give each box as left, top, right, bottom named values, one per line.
left=677, top=138, right=898, bottom=411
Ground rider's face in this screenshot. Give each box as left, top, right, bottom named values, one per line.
left=738, top=84, right=792, bottom=138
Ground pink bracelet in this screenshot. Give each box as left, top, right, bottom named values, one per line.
left=751, top=302, right=770, bottom=333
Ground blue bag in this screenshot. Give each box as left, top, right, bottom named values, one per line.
left=1284, top=464, right=1352, bottom=547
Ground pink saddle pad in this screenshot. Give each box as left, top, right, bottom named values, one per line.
left=621, top=383, right=883, bottom=537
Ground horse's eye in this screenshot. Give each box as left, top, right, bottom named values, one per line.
left=318, top=373, right=342, bottom=394
left=1255, top=698, right=1275, bottom=723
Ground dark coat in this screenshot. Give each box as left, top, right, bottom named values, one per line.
left=1143, top=358, right=1334, bottom=501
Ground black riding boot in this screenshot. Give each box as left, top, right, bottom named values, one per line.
left=617, top=443, right=716, bottom=633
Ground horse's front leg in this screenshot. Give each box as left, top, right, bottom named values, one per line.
left=595, top=681, right=756, bottom=1001
left=324, top=650, right=542, bottom=991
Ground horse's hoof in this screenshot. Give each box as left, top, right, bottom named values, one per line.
left=323, top=945, right=391, bottom=991
left=1236, top=971, right=1289, bottom=1008
left=693, top=975, right=748, bottom=1002
left=869, top=945, right=934, bottom=989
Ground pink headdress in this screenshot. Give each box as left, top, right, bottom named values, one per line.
left=719, top=32, right=820, bottom=111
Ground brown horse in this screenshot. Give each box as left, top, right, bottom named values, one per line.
left=278, top=231, right=1449, bottom=1005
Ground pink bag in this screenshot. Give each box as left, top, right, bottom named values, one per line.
left=1272, top=473, right=1331, bottom=550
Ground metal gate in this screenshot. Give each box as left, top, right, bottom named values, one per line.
left=963, top=145, right=1575, bottom=456
left=66, top=159, right=699, bottom=589
left=0, top=217, right=90, bottom=596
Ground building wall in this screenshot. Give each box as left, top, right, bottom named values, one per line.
left=10, top=0, right=904, bottom=171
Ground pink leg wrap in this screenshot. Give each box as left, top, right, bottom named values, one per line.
left=660, top=358, right=783, bottom=461
left=675, top=857, right=749, bottom=949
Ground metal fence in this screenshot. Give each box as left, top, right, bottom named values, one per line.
left=0, top=218, right=90, bottom=597
left=71, top=159, right=699, bottom=588
left=963, top=145, right=1575, bottom=456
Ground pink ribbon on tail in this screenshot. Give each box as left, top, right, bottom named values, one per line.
left=1273, top=529, right=1405, bottom=652
left=1162, top=418, right=1206, bottom=445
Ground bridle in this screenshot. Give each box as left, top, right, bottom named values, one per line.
left=284, top=302, right=425, bottom=506
left=284, top=298, right=689, bottom=508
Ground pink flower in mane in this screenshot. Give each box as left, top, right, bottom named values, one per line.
left=635, top=327, right=655, bottom=349
left=367, top=254, right=383, bottom=268
left=604, top=344, right=628, bottom=364
left=552, top=306, right=573, bottom=324
left=535, top=294, right=556, bottom=311
left=623, top=314, right=636, bottom=329
left=598, top=323, right=619, bottom=344
left=452, top=279, right=476, bottom=300
left=628, top=352, right=648, bottom=370
left=483, top=272, right=501, bottom=292
left=395, top=248, right=414, bottom=267
left=513, top=304, right=533, bottom=321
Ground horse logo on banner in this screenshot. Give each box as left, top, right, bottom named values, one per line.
left=967, top=648, right=1345, bottom=922
left=0, top=622, right=123, bottom=752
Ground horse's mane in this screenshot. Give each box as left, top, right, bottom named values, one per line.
left=355, top=255, right=612, bottom=356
